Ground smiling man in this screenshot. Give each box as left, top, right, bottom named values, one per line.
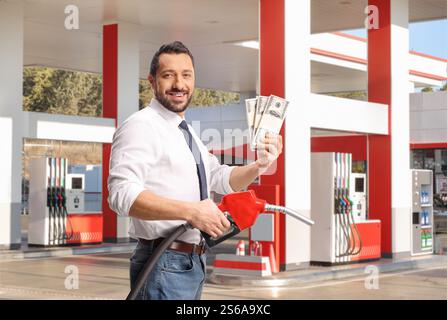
left=149, top=50, right=194, bottom=114
left=107, top=41, right=282, bottom=300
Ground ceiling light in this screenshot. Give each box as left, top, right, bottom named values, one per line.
left=230, top=40, right=259, bottom=50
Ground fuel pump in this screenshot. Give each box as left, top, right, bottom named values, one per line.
left=334, top=153, right=362, bottom=259
left=311, top=152, right=370, bottom=265
left=29, top=157, right=73, bottom=246
left=127, top=190, right=314, bottom=300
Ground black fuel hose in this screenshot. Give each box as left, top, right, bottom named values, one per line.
left=63, top=207, right=74, bottom=241
left=126, top=223, right=192, bottom=300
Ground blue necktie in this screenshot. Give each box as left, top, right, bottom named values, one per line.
left=178, top=120, right=208, bottom=200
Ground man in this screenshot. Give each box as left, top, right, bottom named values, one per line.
left=108, top=41, right=282, bottom=300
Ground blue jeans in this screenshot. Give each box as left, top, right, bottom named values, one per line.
left=129, top=241, right=207, bottom=300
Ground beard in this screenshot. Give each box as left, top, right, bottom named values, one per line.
left=154, top=89, right=193, bottom=114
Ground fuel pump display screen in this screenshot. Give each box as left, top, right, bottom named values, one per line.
left=71, top=177, right=83, bottom=189
left=355, top=177, right=364, bottom=193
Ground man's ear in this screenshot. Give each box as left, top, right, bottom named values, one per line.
left=148, top=75, right=155, bottom=89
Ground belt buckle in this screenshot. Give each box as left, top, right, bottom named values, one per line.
left=191, top=243, right=198, bottom=255
left=197, top=240, right=206, bottom=255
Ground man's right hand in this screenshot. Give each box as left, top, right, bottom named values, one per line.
left=188, top=199, right=231, bottom=238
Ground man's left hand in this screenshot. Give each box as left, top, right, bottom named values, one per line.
left=255, top=132, right=283, bottom=175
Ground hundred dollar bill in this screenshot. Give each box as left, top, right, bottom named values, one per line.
left=251, top=95, right=269, bottom=149
left=245, top=98, right=257, bottom=143
left=252, top=95, right=289, bottom=149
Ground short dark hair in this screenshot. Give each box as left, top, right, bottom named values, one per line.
left=149, top=41, right=195, bottom=77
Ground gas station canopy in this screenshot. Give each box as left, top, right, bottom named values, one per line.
left=24, top=0, right=447, bottom=93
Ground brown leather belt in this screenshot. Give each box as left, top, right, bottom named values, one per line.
left=138, top=237, right=206, bottom=255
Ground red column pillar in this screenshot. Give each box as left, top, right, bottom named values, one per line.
left=102, top=24, right=118, bottom=242
left=259, top=0, right=286, bottom=269
left=367, top=0, right=392, bottom=256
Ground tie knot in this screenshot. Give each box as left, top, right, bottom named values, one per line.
left=179, top=120, right=189, bottom=131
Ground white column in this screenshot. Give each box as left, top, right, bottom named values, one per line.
left=284, top=0, right=312, bottom=268
left=117, top=22, right=140, bottom=126
left=116, top=22, right=140, bottom=240
left=391, top=0, right=411, bottom=255
left=0, top=1, right=24, bottom=249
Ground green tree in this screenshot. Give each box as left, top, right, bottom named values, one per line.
left=24, top=67, right=240, bottom=116
left=421, top=86, right=434, bottom=92
left=327, top=91, right=367, bottom=101
left=139, top=80, right=154, bottom=109
left=23, top=67, right=102, bottom=116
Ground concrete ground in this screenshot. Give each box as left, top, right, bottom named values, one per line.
left=0, top=251, right=446, bottom=300
left=1, top=218, right=445, bottom=300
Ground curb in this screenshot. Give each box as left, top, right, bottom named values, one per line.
left=0, top=243, right=137, bottom=261
left=207, top=255, right=447, bottom=287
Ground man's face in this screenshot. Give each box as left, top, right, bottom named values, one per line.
left=149, top=53, right=195, bottom=115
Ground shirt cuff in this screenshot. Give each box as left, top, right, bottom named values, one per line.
left=222, top=165, right=237, bottom=194
left=108, top=182, right=146, bottom=217
left=125, top=183, right=147, bottom=216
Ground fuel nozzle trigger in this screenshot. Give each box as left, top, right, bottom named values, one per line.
left=201, top=191, right=266, bottom=248
left=201, top=212, right=241, bottom=248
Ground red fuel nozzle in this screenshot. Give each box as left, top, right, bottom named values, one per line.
left=217, top=190, right=266, bottom=230
left=202, top=190, right=314, bottom=248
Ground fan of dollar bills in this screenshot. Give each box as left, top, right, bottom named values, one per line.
left=245, top=95, right=289, bottom=150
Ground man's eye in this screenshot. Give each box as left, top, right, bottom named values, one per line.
left=163, top=74, right=173, bottom=78
left=183, top=74, right=192, bottom=78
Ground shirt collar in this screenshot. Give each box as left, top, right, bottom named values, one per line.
left=149, top=98, right=184, bottom=128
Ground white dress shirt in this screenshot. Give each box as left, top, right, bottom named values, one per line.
left=107, top=98, right=235, bottom=244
